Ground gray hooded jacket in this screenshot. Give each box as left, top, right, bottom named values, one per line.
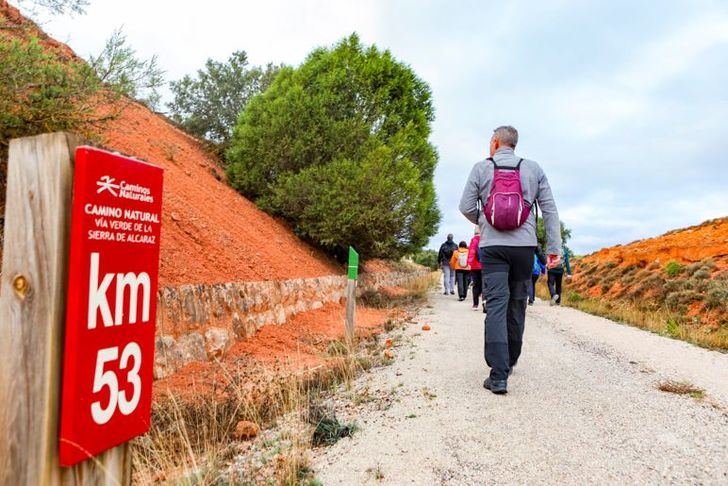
left=459, top=147, right=562, bottom=255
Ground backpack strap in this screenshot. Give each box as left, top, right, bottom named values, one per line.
left=489, top=157, right=523, bottom=170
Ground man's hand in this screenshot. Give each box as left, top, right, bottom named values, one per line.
left=566, top=274, right=573, bottom=281
left=547, top=254, right=561, bottom=269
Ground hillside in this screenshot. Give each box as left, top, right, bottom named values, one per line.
left=565, top=217, right=727, bottom=349
left=0, top=2, right=341, bottom=286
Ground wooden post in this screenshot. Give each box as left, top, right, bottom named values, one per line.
left=345, top=247, right=359, bottom=343
left=0, top=133, right=131, bottom=485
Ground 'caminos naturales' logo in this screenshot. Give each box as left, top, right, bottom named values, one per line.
left=96, top=175, right=154, bottom=203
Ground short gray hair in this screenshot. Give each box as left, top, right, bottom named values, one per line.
left=492, top=125, right=518, bottom=147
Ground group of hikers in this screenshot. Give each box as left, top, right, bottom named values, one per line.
left=437, top=232, right=571, bottom=308
left=437, top=125, right=570, bottom=395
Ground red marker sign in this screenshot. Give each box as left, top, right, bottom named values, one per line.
left=59, top=147, right=163, bottom=466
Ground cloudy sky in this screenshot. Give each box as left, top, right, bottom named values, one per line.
left=25, top=0, right=728, bottom=254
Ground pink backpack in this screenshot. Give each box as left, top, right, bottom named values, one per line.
left=483, top=158, right=533, bottom=231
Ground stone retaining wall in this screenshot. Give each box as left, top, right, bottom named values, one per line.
left=153, top=268, right=429, bottom=379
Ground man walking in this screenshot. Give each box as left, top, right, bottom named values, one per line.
left=459, top=126, right=562, bottom=394
left=437, top=234, right=458, bottom=295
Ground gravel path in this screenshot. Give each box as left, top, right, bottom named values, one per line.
left=313, top=292, right=728, bottom=484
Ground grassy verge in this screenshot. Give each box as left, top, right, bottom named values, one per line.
left=133, top=272, right=437, bottom=483
left=536, top=283, right=728, bottom=350
left=359, top=271, right=439, bottom=308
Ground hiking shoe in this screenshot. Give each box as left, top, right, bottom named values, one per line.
left=472, top=305, right=479, bottom=311
left=528, top=300, right=534, bottom=306
left=443, top=291, right=448, bottom=295
left=450, top=291, right=455, bottom=295
left=458, top=297, right=464, bottom=302
left=550, top=294, right=559, bottom=306
left=483, top=377, right=507, bottom=394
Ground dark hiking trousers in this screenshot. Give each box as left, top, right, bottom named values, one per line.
left=528, top=274, right=539, bottom=303
left=471, top=269, right=483, bottom=307
left=548, top=270, right=563, bottom=304
left=480, top=246, right=535, bottom=381
left=455, top=269, right=469, bottom=300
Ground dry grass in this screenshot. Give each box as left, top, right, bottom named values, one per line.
left=132, top=274, right=433, bottom=483
left=657, top=380, right=705, bottom=399
left=133, top=329, right=396, bottom=483
left=359, top=272, right=439, bottom=308
left=535, top=283, right=728, bottom=350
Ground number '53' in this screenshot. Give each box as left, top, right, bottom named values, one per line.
left=91, top=342, right=142, bottom=425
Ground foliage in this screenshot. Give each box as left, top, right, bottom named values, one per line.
left=664, top=261, right=683, bottom=277
left=536, top=218, right=572, bottom=254
left=411, top=249, right=438, bottom=270
left=168, top=51, right=280, bottom=152
left=0, top=35, right=102, bottom=148
left=227, top=34, right=440, bottom=258
left=88, top=28, right=165, bottom=110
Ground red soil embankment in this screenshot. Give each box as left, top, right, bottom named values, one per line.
left=0, top=2, right=341, bottom=286
left=567, top=217, right=727, bottom=347
left=586, top=217, right=728, bottom=269
left=97, top=102, right=341, bottom=285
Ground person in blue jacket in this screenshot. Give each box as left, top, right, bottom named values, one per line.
left=528, top=252, right=546, bottom=305
left=547, top=246, right=572, bottom=305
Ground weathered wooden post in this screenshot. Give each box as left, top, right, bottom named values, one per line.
left=0, top=132, right=163, bottom=485
left=345, top=246, right=359, bottom=343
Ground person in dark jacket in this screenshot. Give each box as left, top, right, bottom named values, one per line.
left=548, top=246, right=572, bottom=305
left=437, top=234, right=458, bottom=295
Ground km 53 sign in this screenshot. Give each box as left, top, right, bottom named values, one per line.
left=59, top=147, right=163, bottom=466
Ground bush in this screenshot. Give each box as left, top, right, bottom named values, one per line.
left=693, top=268, right=711, bottom=280
left=665, top=290, right=702, bottom=309
left=168, top=51, right=280, bottom=152
left=411, top=249, right=438, bottom=270
left=0, top=35, right=102, bottom=147
left=87, top=28, right=165, bottom=110
left=227, top=34, right=440, bottom=258
left=704, top=277, right=728, bottom=309
left=664, top=261, right=683, bottom=277
left=568, top=291, right=584, bottom=303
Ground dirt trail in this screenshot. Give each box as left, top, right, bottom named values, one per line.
left=313, top=293, right=728, bottom=484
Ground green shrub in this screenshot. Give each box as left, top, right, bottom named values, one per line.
left=665, top=318, right=681, bottom=338
left=664, top=261, right=683, bottom=277
left=0, top=35, right=102, bottom=147
left=411, top=249, right=438, bottom=270
left=227, top=34, right=440, bottom=258
left=169, top=50, right=280, bottom=151
left=568, top=291, right=584, bottom=303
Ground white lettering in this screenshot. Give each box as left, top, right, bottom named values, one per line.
left=87, top=253, right=152, bottom=329
left=114, top=271, right=151, bottom=325
left=87, top=252, right=114, bottom=329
